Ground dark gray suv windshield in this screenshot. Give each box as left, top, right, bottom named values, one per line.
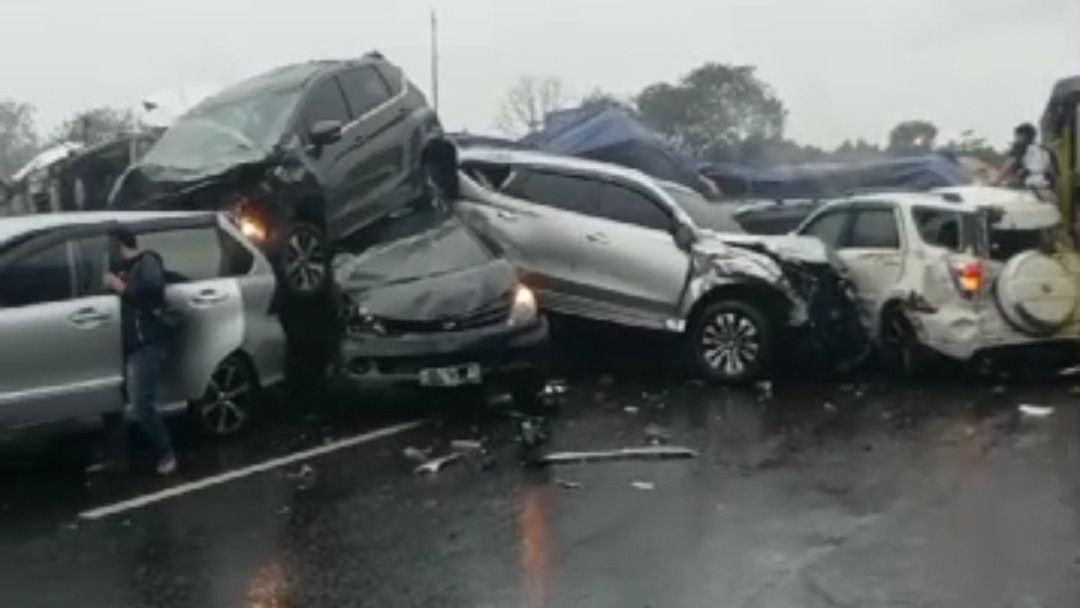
left=142, top=89, right=301, bottom=174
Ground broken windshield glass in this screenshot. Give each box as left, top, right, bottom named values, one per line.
left=141, top=89, right=300, bottom=175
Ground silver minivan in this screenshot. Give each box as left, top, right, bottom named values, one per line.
left=0, top=211, right=286, bottom=440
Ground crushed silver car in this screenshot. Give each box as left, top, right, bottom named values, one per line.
left=795, top=186, right=1080, bottom=373
left=455, top=148, right=867, bottom=384
left=0, top=211, right=286, bottom=441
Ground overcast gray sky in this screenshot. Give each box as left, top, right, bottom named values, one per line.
left=3, top=0, right=1078, bottom=148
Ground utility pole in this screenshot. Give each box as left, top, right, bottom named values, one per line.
left=430, top=9, right=440, bottom=113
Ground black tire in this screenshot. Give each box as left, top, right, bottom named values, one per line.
left=190, top=354, right=260, bottom=438
left=688, top=300, right=772, bottom=384
left=879, top=307, right=927, bottom=378
left=280, top=221, right=331, bottom=298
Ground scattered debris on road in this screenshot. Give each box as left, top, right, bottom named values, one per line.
left=414, top=453, right=462, bottom=475
left=644, top=423, right=672, bottom=445
left=402, top=446, right=432, bottom=463
left=1018, top=404, right=1055, bottom=418
left=823, top=401, right=838, bottom=413
left=623, top=405, right=640, bottom=415
left=533, top=446, right=698, bottom=466
left=288, top=464, right=316, bottom=480
left=555, top=479, right=584, bottom=490
left=755, top=380, right=773, bottom=400
left=450, top=439, right=485, bottom=453
left=631, top=481, right=655, bottom=491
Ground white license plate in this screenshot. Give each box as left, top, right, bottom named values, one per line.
left=418, top=363, right=482, bottom=387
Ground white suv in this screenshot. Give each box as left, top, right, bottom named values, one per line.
left=795, top=186, right=1080, bottom=373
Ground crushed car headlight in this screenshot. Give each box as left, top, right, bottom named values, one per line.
left=507, top=285, right=538, bottom=327
left=228, top=195, right=270, bottom=242
left=344, top=302, right=387, bottom=337
left=239, top=215, right=268, bottom=242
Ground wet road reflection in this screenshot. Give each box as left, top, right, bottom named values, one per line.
left=3, top=328, right=1080, bottom=607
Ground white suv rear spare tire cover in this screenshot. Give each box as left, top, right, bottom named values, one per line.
left=994, top=251, right=1077, bottom=336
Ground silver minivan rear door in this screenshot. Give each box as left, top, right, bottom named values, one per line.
left=0, top=235, right=123, bottom=431
left=131, top=223, right=245, bottom=403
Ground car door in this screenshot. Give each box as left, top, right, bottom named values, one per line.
left=300, top=76, right=357, bottom=239
left=337, top=66, right=412, bottom=224
left=459, top=168, right=597, bottom=307
left=131, top=221, right=245, bottom=403
left=833, top=204, right=905, bottom=316
left=572, top=180, right=690, bottom=328
left=0, top=233, right=123, bottom=432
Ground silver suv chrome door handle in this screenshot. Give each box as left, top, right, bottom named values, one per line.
left=585, top=232, right=609, bottom=245
left=191, top=289, right=227, bottom=306
left=68, top=307, right=109, bottom=328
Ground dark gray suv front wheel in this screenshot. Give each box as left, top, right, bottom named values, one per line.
left=689, top=300, right=772, bottom=384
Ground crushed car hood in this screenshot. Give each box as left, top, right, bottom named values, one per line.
left=333, top=211, right=515, bottom=322
left=696, top=231, right=831, bottom=265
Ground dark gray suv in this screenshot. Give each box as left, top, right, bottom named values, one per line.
left=110, top=52, right=445, bottom=297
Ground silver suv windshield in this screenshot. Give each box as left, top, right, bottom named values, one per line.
left=660, top=183, right=744, bottom=233
left=141, top=88, right=300, bottom=175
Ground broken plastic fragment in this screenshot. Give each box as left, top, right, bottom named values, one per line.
left=631, top=481, right=655, bottom=491
left=644, top=423, right=672, bottom=445
left=402, top=446, right=431, bottom=463
left=1018, top=404, right=1054, bottom=418
left=755, top=380, right=773, bottom=399
left=623, top=406, right=640, bottom=415
left=555, top=479, right=584, bottom=490
left=450, top=439, right=484, bottom=453
left=535, top=446, right=698, bottom=466
left=414, top=453, right=462, bottom=475
left=288, top=464, right=315, bottom=479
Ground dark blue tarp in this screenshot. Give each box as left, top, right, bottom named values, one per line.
left=700, top=154, right=972, bottom=199
left=448, top=132, right=533, bottom=151
left=520, top=106, right=711, bottom=195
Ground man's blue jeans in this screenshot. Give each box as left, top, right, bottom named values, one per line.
left=127, top=341, right=174, bottom=460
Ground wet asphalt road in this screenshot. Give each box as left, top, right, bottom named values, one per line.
left=3, top=328, right=1080, bottom=607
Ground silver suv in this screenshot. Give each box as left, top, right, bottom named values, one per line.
left=455, top=149, right=866, bottom=383
left=0, top=211, right=286, bottom=441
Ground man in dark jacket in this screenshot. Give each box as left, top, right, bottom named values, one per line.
left=105, top=227, right=177, bottom=475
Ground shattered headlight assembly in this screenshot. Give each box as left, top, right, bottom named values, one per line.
left=507, top=285, right=538, bottom=327
left=343, top=300, right=387, bottom=337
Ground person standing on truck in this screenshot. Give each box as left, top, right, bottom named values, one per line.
left=104, top=226, right=178, bottom=475
left=996, top=123, right=1058, bottom=201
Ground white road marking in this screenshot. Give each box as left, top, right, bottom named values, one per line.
left=79, top=420, right=425, bottom=521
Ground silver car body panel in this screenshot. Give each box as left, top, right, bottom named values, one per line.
left=457, top=148, right=807, bottom=332
left=0, top=294, right=123, bottom=429
left=0, top=211, right=285, bottom=437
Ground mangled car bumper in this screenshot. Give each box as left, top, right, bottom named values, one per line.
left=910, top=305, right=1080, bottom=364
left=335, top=318, right=548, bottom=389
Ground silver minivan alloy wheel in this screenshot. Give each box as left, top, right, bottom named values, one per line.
left=197, top=357, right=255, bottom=437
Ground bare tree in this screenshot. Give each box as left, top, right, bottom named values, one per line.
left=496, top=76, right=566, bottom=137
left=0, top=100, right=39, bottom=179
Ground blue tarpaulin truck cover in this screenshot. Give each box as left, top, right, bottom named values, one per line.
left=520, top=105, right=711, bottom=195
left=700, top=154, right=972, bottom=199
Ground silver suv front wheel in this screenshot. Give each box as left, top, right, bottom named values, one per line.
left=689, top=300, right=772, bottom=384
